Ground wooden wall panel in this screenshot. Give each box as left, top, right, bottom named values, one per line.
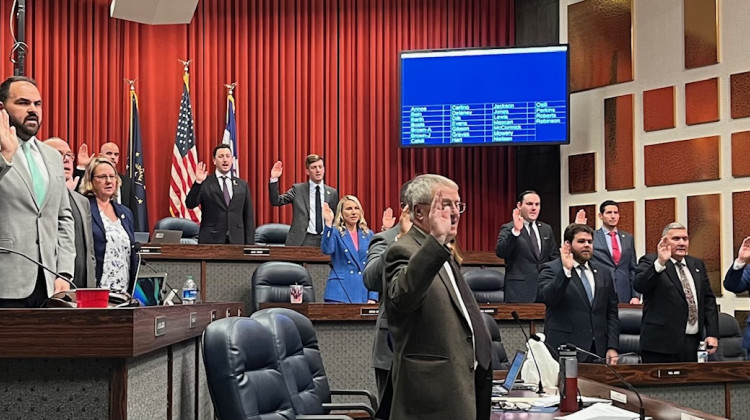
left=645, top=198, right=676, bottom=254
left=568, top=153, right=596, bottom=194
left=643, top=86, right=676, bottom=132
left=687, top=194, right=722, bottom=296
left=684, top=0, right=719, bottom=69
left=568, top=204, right=596, bottom=230
left=644, top=136, right=720, bottom=186
left=730, top=71, right=750, bottom=119
left=732, top=131, right=750, bottom=178
left=604, top=94, right=634, bottom=190
left=685, top=78, right=719, bottom=125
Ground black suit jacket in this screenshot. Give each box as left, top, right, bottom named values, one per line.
left=538, top=259, right=620, bottom=359
left=185, top=175, right=256, bottom=245
left=633, top=254, right=719, bottom=354
left=495, top=220, right=559, bottom=302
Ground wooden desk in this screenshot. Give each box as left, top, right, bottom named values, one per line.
left=0, top=303, right=242, bottom=420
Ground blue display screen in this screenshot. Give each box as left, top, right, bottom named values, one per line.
left=399, top=46, right=569, bottom=147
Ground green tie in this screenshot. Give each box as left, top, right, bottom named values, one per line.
left=21, top=141, right=46, bottom=204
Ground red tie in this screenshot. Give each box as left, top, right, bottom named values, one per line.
left=610, top=231, right=621, bottom=265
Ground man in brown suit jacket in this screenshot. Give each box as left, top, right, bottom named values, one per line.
left=384, top=174, right=492, bottom=420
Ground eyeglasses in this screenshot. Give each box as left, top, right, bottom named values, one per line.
left=93, top=175, right=118, bottom=181
left=60, top=152, right=74, bottom=161
left=418, top=201, right=467, bottom=214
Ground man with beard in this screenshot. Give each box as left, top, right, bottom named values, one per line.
left=186, top=144, right=255, bottom=244
left=495, top=190, right=559, bottom=302
left=538, top=223, right=620, bottom=363
left=384, top=174, right=492, bottom=420
left=44, top=137, right=96, bottom=288
left=0, top=76, right=75, bottom=307
left=634, top=222, right=719, bottom=363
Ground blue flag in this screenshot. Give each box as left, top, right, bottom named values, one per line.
left=222, top=93, right=238, bottom=175
left=127, top=88, right=150, bottom=231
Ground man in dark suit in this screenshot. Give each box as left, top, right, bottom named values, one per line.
left=0, top=76, right=75, bottom=307
left=723, top=236, right=750, bottom=358
left=591, top=200, right=640, bottom=304
left=269, top=154, right=338, bottom=246
left=362, top=180, right=412, bottom=420
left=538, top=223, right=620, bottom=363
left=634, top=222, right=719, bottom=363
left=44, top=137, right=96, bottom=288
left=74, top=141, right=139, bottom=231
left=495, top=190, right=559, bottom=302
left=384, top=174, right=491, bottom=420
left=185, top=144, right=255, bottom=244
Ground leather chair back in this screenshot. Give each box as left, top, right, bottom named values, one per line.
left=464, top=269, right=505, bottom=303
left=251, top=262, right=315, bottom=312
left=481, top=312, right=510, bottom=370
left=710, top=313, right=747, bottom=361
left=201, top=317, right=296, bottom=420
left=256, top=223, right=292, bottom=246
left=154, top=217, right=200, bottom=244
left=617, top=306, right=642, bottom=364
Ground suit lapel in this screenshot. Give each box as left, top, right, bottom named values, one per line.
left=89, top=198, right=105, bottom=233
left=665, top=261, right=687, bottom=300
left=520, top=225, right=538, bottom=261
left=685, top=257, right=701, bottom=302
left=302, top=183, right=311, bottom=217
left=594, top=230, right=613, bottom=264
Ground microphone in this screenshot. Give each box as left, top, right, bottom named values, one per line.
left=511, top=310, right=545, bottom=394
left=329, top=262, right=354, bottom=304
left=0, top=246, right=76, bottom=290
left=565, top=343, right=645, bottom=420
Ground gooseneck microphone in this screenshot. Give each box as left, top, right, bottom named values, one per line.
left=0, top=246, right=76, bottom=289
left=511, top=310, right=545, bottom=394
left=565, top=343, right=645, bottom=420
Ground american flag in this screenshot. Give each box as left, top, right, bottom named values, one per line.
left=169, top=72, right=201, bottom=223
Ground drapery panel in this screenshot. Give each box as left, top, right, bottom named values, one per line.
left=0, top=0, right=515, bottom=251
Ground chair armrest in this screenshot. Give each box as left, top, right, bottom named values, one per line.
left=330, top=388, right=378, bottom=409
left=322, top=402, right=375, bottom=419
left=297, top=415, right=353, bottom=420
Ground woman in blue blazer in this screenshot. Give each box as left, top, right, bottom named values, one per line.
left=79, top=157, right=139, bottom=293
left=321, top=195, right=376, bottom=303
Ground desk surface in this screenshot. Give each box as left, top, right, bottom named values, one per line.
left=579, top=361, right=750, bottom=385
left=0, top=302, right=242, bottom=358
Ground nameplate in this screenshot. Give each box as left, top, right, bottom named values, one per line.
left=154, top=316, right=167, bottom=336
left=139, top=246, right=162, bottom=255
left=360, top=308, right=379, bottom=316
left=189, top=312, right=198, bottom=329
left=244, top=248, right=270, bottom=256
left=657, top=369, right=687, bottom=378
left=479, top=308, right=498, bottom=315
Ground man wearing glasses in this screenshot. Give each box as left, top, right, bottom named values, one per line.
left=44, top=137, right=96, bottom=289
left=384, top=174, right=492, bottom=420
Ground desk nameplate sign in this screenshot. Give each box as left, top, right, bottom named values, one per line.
left=139, top=246, right=162, bottom=255
left=360, top=308, right=378, bottom=316
left=189, top=312, right=197, bottom=328
left=154, top=316, right=167, bottom=336
left=657, top=369, right=687, bottom=378
left=480, top=307, right=498, bottom=315
left=244, top=248, right=270, bottom=256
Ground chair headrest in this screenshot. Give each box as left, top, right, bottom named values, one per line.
left=253, top=262, right=312, bottom=287
left=719, top=313, right=741, bottom=337
left=154, top=217, right=200, bottom=237
left=464, top=269, right=504, bottom=291
left=618, top=307, right=642, bottom=333
left=253, top=307, right=319, bottom=350
left=256, top=223, right=292, bottom=245
left=253, top=312, right=305, bottom=359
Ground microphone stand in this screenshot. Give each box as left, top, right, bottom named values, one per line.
left=511, top=311, right=545, bottom=394
left=0, top=246, right=76, bottom=289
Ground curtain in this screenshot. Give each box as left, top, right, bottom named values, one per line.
left=0, top=0, right=515, bottom=251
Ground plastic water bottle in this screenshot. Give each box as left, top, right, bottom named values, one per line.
left=182, top=275, right=198, bottom=304
left=697, top=341, right=708, bottom=363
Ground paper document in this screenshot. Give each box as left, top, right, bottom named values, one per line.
left=554, top=402, right=652, bottom=420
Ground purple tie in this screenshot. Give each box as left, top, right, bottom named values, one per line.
left=222, top=176, right=231, bottom=206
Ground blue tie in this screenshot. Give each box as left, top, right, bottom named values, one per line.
left=579, top=265, right=593, bottom=303
left=21, top=141, right=46, bottom=204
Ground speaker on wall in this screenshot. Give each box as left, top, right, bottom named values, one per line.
left=110, top=0, right=199, bottom=25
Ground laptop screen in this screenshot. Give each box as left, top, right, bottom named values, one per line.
left=501, top=350, right=527, bottom=391
left=133, top=273, right=167, bottom=306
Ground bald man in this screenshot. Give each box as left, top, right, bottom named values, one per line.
left=75, top=142, right=139, bottom=230
left=45, top=137, right=96, bottom=288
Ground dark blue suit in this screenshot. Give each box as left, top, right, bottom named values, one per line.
left=723, top=265, right=750, bottom=352
left=321, top=225, right=375, bottom=303
left=592, top=228, right=638, bottom=303
left=89, top=197, right=139, bottom=293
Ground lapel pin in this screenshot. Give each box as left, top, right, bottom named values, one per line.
left=593, top=268, right=597, bottom=273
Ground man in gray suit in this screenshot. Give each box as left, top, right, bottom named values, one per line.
left=269, top=154, right=338, bottom=246
left=591, top=200, right=639, bottom=304
left=0, top=76, right=75, bottom=307
left=384, top=174, right=491, bottom=420
left=44, top=137, right=96, bottom=289
left=362, top=180, right=412, bottom=420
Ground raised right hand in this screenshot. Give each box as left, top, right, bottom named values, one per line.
left=560, top=242, right=574, bottom=271
left=322, top=202, right=334, bottom=226
left=77, top=144, right=92, bottom=167
left=428, top=191, right=451, bottom=244
left=737, top=236, right=750, bottom=264
left=195, top=162, right=207, bottom=183
left=656, top=236, right=671, bottom=265
left=0, top=110, right=19, bottom=163
left=512, top=208, right=524, bottom=232
left=270, top=161, right=283, bottom=178
left=381, top=207, right=395, bottom=231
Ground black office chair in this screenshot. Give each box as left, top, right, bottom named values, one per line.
left=617, top=306, right=642, bottom=364
left=481, top=312, right=510, bottom=370
left=201, top=317, right=296, bottom=420
left=251, top=261, right=315, bottom=312
left=154, top=217, right=200, bottom=244
left=256, top=223, right=292, bottom=246
left=464, top=269, right=505, bottom=303
left=252, top=308, right=377, bottom=418
left=709, top=313, right=747, bottom=361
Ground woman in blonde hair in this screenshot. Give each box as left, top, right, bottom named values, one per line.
left=321, top=195, right=376, bottom=303
left=80, top=157, right=138, bottom=293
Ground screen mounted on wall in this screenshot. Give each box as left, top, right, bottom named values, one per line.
left=399, top=45, right=569, bottom=148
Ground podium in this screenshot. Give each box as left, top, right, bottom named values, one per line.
left=0, top=303, right=242, bottom=420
